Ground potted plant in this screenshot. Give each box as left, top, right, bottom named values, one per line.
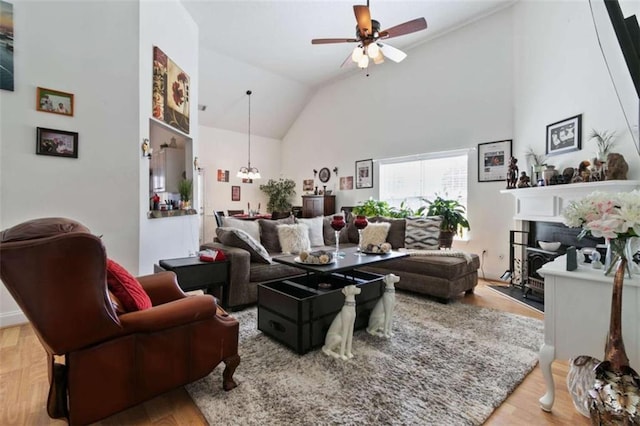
left=424, top=195, right=470, bottom=248
left=259, top=178, right=296, bottom=214
left=352, top=198, right=392, bottom=217
left=178, top=178, right=193, bottom=209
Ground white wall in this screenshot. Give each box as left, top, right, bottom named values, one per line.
left=198, top=125, right=282, bottom=243
left=0, top=0, right=140, bottom=327
left=282, top=7, right=516, bottom=279
left=512, top=0, right=639, bottom=177
left=0, top=0, right=199, bottom=326
left=138, top=0, right=200, bottom=275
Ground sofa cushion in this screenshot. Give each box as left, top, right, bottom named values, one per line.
left=361, top=222, right=391, bottom=247
left=278, top=224, right=311, bottom=254
left=250, top=260, right=305, bottom=283
left=296, top=216, right=325, bottom=247
left=373, top=254, right=480, bottom=280
left=221, top=216, right=260, bottom=241
left=216, top=227, right=271, bottom=264
left=106, top=259, right=152, bottom=312
left=258, top=217, right=295, bottom=253
left=405, top=216, right=442, bottom=250
left=369, top=216, right=406, bottom=249
left=322, top=215, right=350, bottom=245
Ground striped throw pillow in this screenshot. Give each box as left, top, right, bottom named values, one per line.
left=404, top=216, right=442, bottom=250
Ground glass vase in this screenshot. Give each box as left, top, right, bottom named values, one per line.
left=603, top=238, right=633, bottom=277
left=330, top=215, right=346, bottom=258
left=354, top=215, right=368, bottom=256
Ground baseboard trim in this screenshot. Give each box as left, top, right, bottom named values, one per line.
left=0, top=309, right=27, bottom=329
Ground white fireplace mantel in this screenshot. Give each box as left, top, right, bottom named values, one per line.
left=500, top=180, right=640, bottom=223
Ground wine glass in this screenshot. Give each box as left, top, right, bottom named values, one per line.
left=330, top=215, right=346, bottom=258
left=354, top=215, right=368, bottom=256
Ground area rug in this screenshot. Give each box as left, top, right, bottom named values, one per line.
left=186, top=292, right=543, bottom=425
left=488, top=284, right=544, bottom=312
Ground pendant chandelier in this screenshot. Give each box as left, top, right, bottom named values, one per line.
left=237, top=90, right=260, bottom=179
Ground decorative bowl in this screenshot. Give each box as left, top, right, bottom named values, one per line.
left=539, top=241, right=561, bottom=251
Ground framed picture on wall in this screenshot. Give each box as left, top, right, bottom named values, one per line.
left=36, top=127, right=78, bottom=158
left=340, top=176, right=354, bottom=190
left=355, top=159, right=373, bottom=189
left=546, top=114, right=582, bottom=156
left=478, top=139, right=512, bottom=182
left=231, top=185, right=240, bottom=201
left=303, top=179, right=314, bottom=191
left=36, top=87, right=74, bottom=116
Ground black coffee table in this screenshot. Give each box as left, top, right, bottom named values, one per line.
left=272, top=246, right=407, bottom=278
left=259, top=247, right=408, bottom=354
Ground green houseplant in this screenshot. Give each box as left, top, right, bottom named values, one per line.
left=424, top=196, right=470, bottom=248
left=178, top=178, right=193, bottom=208
left=259, top=178, right=296, bottom=213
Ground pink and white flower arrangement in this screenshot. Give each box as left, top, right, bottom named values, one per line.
left=563, top=190, right=640, bottom=240
left=563, top=190, right=640, bottom=274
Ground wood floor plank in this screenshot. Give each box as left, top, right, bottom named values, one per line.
left=0, top=279, right=593, bottom=425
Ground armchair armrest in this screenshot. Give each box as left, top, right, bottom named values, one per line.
left=118, top=294, right=217, bottom=334
left=137, top=271, right=186, bottom=305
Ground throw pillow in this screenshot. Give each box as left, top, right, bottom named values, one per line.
left=404, top=216, right=443, bottom=250
left=277, top=224, right=311, bottom=254
left=369, top=216, right=406, bottom=249
left=258, top=216, right=295, bottom=253
left=216, top=227, right=271, bottom=264
left=296, top=216, right=325, bottom=247
left=106, top=259, right=152, bottom=312
left=221, top=216, right=260, bottom=242
left=360, top=222, right=391, bottom=248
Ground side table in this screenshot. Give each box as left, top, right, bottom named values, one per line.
left=154, top=257, right=229, bottom=308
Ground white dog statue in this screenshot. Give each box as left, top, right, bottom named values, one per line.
left=367, top=274, right=400, bottom=338
left=322, top=285, right=362, bottom=360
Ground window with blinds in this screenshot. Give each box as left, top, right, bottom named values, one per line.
left=378, top=150, right=469, bottom=217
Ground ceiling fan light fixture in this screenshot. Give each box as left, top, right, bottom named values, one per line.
left=357, top=54, right=369, bottom=68
left=367, top=43, right=380, bottom=59
left=373, top=50, right=385, bottom=65
left=351, top=45, right=364, bottom=62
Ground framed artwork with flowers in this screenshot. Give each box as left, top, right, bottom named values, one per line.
left=152, top=46, right=190, bottom=134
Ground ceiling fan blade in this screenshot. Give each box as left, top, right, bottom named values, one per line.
left=353, top=5, right=372, bottom=37
left=379, top=43, right=407, bottom=63
left=379, top=17, right=427, bottom=39
left=312, top=38, right=359, bottom=45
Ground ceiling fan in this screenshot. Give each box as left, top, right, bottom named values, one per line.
left=311, top=0, right=427, bottom=69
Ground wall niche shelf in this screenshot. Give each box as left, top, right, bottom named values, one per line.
left=147, top=209, right=197, bottom=219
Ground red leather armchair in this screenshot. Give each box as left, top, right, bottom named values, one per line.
left=0, top=218, right=240, bottom=425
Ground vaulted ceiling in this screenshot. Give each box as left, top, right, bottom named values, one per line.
left=181, top=0, right=514, bottom=140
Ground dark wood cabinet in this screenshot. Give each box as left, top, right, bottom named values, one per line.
left=302, top=195, right=335, bottom=217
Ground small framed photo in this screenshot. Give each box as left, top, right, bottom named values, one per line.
left=36, top=87, right=74, bottom=116
left=546, top=114, right=582, bottom=156
left=303, top=179, right=314, bottom=191
left=241, top=178, right=253, bottom=184
left=340, top=176, right=354, bottom=190
left=355, top=159, right=373, bottom=189
left=478, top=139, right=512, bottom=182
left=36, top=127, right=78, bottom=158
left=231, top=185, right=241, bottom=201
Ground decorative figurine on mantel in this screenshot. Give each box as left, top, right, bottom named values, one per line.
left=516, top=171, right=531, bottom=188
left=506, top=157, right=519, bottom=189
left=606, top=153, right=628, bottom=180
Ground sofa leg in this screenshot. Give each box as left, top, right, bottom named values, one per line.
left=465, top=288, right=475, bottom=295
left=222, top=354, right=240, bottom=391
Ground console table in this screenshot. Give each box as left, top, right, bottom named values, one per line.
left=536, top=255, right=640, bottom=412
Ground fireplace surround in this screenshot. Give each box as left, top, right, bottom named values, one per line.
left=501, top=180, right=639, bottom=297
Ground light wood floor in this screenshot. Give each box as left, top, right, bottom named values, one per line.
left=0, top=280, right=590, bottom=425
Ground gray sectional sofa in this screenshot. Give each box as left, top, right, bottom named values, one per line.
left=201, top=215, right=480, bottom=310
